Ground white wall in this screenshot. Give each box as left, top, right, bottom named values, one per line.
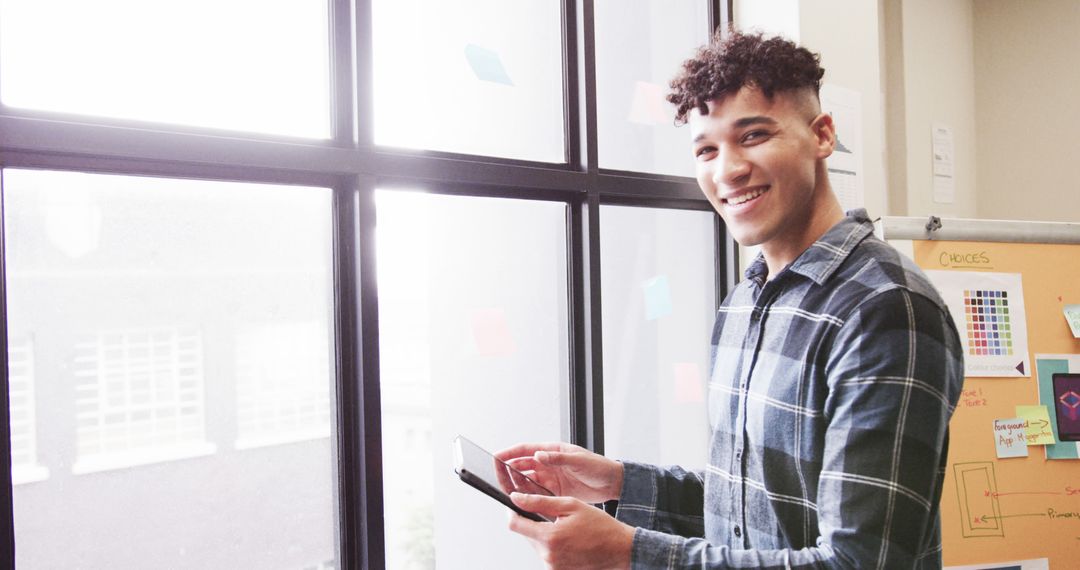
left=734, top=0, right=800, bottom=40
left=973, top=0, right=1080, bottom=223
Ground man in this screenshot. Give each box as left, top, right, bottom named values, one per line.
left=498, top=30, right=963, bottom=569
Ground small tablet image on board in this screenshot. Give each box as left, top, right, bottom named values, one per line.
left=1052, top=373, right=1080, bottom=442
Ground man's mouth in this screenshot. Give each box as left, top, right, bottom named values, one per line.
left=724, top=186, right=768, bottom=206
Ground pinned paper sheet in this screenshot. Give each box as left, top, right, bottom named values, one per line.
left=1064, top=304, right=1080, bottom=338
left=464, top=44, right=513, bottom=86
left=821, top=83, right=865, bottom=212
left=1016, top=405, right=1055, bottom=446
left=923, top=270, right=1030, bottom=377
left=993, top=417, right=1028, bottom=458
left=471, top=308, right=515, bottom=357
left=642, top=275, right=673, bottom=320
left=627, top=81, right=669, bottom=126
left=673, top=362, right=705, bottom=404
left=932, top=123, right=955, bottom=204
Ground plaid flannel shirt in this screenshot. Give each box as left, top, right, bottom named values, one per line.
left=614, top=210, right=964, bottom=569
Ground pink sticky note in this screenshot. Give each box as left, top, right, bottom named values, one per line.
left=674, top=362, right=705, bottom=404
left=472, top=308, right=515, bottom=357
left=627, top=81, right=670, bottom=126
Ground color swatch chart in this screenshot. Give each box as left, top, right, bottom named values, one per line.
left=964, top=289, right=1011, bottom=356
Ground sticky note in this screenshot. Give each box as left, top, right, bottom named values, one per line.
left=1064, top=304, right=1080, bottom=338
left=993, top=418, right=1028, bottom=458
left=472, top=308, right=515, bottom=357
left=627, top=81, right=669, bottom=126
left=674, top=363, right=704, bottom=404
left=642, top=275, right=673, bottom=320
left=1016, top=405, right=1056, bottom=446
left=464, top=44, right=513, bottom=86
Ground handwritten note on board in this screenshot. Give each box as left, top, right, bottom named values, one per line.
left=993, top=417, right=1028, bottom=458
left=1016, top=405, right=1055, bottom=446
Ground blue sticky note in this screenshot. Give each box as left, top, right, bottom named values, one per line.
left=642, top=275, right=673, bottom=321
left=464, top=44, right=513, bottom=86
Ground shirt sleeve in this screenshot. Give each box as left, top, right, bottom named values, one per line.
left=614, top=461, right=706, bottom=539
left=623, top=287, right=964, bottom=569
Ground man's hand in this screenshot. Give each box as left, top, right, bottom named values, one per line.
left=495, top=442, right=624, bottom=504
left=508, top=493, right=634, bottom=570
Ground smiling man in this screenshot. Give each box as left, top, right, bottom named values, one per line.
left=501, top=30, right=964, bottom=569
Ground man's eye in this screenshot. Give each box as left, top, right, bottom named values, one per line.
left=742, top=130, right=770, bottom=144
left=695, top=146, right=717, bottom=159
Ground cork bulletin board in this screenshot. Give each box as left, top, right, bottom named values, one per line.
left=904, top=238, right=1080, bottom=568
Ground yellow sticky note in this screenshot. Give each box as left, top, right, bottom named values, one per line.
left=1016, top=405, right=1056, bottom=446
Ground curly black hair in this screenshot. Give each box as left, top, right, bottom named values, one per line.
left=668, top=29, right=825, bottom=125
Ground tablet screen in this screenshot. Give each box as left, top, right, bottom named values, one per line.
left=1052, top=373, right=1080, bottom=442
left=453, top=436, right=553, bottom=498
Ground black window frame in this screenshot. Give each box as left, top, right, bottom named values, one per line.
left=0, top=0, right=735, bottom=568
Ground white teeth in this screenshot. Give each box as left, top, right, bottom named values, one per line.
left=727, top=188, right=765, bottom=206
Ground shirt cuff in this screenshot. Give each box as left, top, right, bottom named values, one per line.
left=630, top=527, right=687, bottom=570
left=615, top=460, right=659, bottom=529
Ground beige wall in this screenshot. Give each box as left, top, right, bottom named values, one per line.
left=973, top=0, right=1080, bottom=222
left=889, top=0, right=980, bottom=218
left=799, top=0, right=888, bottom=219
left=735, top=1, right=1080, bottom=227
left=735, top=0, right=892, bottom=220
left=733, top=0, right=889, bottom=272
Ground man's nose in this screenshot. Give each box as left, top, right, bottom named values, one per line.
left=714, top=146, right=750, bottom=187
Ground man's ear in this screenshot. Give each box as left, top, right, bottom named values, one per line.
left=810, top=112, right=836, bottom=160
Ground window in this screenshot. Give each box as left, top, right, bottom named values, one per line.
left=376, top=190, right=568, bottom=569
left=235, top=321, right=333, bottom=449
left=4, top=169, right=337, bottom=569
left=0, top=3, right=730, bottom=567
left=0, top=0, right=331, bottom=138
left=72, top=327, right=214, bottom=474
left=372, top=0, right=565, bottom=161
left=8, top=335, right=48, bottom=485
left=594, top=0, right=710, bottom=175
left=600, top=205, right=716, bottom=468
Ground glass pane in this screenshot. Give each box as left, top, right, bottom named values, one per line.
left=372, top=0, right=565, bottom=162
left=600, top=205, right=715, bottom=468
left=376, top=190, right=569, bottom=569
left=4, top=170, right=337, bottom=569
left=0, top=0, right=331, bottom=139
left=594, top=0, right=709, bottom=176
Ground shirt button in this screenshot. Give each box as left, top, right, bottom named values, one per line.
left=735, top=451, right=742, bottom=461
left=734, top=525, right=742, bottom=538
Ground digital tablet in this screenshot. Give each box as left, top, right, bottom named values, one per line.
left=1052, top=373, right=1080, bottom=442
left=451, top=435, right=554, bottom=522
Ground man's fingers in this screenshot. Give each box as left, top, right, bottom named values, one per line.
left=511, top=492, right=579, bottom=517
left=535, top=449, right=586, bottom=468
left=495, top=442, right=568, bottom=462
left=506, top=456, right=540, bottom=472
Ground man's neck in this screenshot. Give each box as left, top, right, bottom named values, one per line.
left=762, top=189, right=845, bottom=281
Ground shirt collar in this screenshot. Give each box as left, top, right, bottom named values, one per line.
left=743, top=209, right=875, bottom=286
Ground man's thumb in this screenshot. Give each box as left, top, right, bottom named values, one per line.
left=535, top=450, right=573, bottom=466
left=511, top=492, right=575, bottom=517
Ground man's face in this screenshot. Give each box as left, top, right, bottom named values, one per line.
left=689, top=86, right=834, bottom=253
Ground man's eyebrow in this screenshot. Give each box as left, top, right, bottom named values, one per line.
left=733, top=115, right=777, bottom=129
